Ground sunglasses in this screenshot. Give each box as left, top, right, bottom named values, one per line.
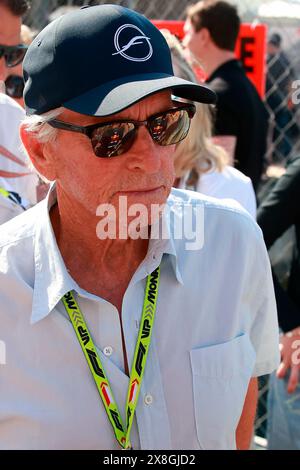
left=0, top=44, right=28, bottom=68
left=48, top=103, right=196, bottom=158
left=5, top=74, right=24, bottom=99
left=0, top=44, right=28, bottom=67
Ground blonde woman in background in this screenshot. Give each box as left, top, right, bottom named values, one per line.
left=162, top=30, right=256, bottom=218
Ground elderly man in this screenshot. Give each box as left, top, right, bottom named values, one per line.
left=0, top=5, right=279, bottom=450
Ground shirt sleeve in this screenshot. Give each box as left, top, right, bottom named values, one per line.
left=248, top=224, right=280, bottom=377
left=242, top=179, right=257, bottom=219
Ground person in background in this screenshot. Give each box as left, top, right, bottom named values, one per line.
left=5, top=24, right=36, bottom=108
left=266, top=33, right=299, bottom=162
left=257, top=156, right=300, bottom=450
left=183, top=0, right=269, bottom=192
left=4, top=22, right=53, bottom=205
left=267, top=33, right=295, bottom=99
left=162, top=30, right=256, bottom=218
left=0, top=0, right=28, bottom=82
left=0, top=0, right=38, bottom=223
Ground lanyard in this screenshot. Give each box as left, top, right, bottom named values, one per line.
left=62, top=266, right=161, bottom=450
left=0, top=187, right=25, bottom=209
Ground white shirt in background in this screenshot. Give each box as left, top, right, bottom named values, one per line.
left=0, top=94, right=38, bottom=210
left=179, top=165, right=257, bottom=218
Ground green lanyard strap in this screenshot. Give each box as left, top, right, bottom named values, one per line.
left=62, top=265, right=161, bottom=450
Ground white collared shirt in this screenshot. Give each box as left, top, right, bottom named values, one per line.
left=0, top=186, right=279, bottom=450
left=0, top=94, right=38, bottom=208
left=178, top=165, right=257, bottom=218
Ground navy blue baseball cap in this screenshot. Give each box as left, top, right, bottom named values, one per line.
left=23, top=4, right=216, bottom=116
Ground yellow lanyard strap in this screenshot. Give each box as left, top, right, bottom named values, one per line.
left=62, top=266, right=161, bottom=450
left=0, top=188, right=10, bottom=198
left=0, top=187, right=25, bottom=209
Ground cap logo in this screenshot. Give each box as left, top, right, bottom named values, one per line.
left=112, top=24, right=153, bottom=62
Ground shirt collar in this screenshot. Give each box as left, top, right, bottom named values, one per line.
left=31, top=184, right=77, bottom=324
left=31, top=185, right=183, bottom=324
left=147, top=200, right=184, bottom=285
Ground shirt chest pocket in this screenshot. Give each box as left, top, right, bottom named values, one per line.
left=190, top=333, right=256, bottom=450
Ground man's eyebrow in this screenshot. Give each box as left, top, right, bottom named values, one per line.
left=62, top=100, right=175, bottom=126
left=82, top=105, right=176, bottom=125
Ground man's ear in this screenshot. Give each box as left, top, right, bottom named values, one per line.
left=20, top=124, right=57, bottom=181
left=198, top=27, right=211, bottom=46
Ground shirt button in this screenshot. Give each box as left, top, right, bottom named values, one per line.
left=144, top=394, right=153, bottom=405
left=103, top=346, right=113, bottom=357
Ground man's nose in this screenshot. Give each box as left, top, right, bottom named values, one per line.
left=125, top=126, right=162, bottom=174
left=0, top=57, right=8, bottom=82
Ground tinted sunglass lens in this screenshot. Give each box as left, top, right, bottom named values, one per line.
left=91, top=123, right=136, bottom=157
left=150, top=110, right=191, bottom=146
left=6, top=48, right=26, bottom=67
left=150, top=116, right=168, bottom=141
left=5, top=75, right=24, bottom=98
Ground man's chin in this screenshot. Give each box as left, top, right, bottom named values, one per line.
left=114, top=186, right=170, bottom=212
left=95, top=186, right=172, bottom=240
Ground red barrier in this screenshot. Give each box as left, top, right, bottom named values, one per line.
left=152, top=20, right=267, bottom=98
left=236, top=24, right=267, bottom=98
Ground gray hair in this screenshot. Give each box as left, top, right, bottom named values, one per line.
left=22, top=107, right=64, bottom=143
left=21, top=108, right=64, bottom=180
